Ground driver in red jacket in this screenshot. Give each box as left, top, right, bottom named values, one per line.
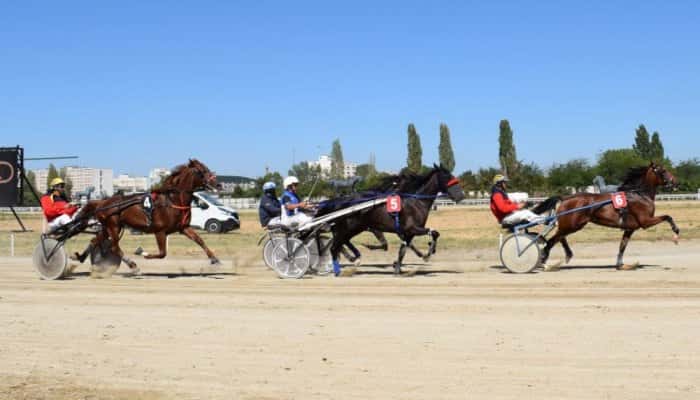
left=490, top=175, right=541, bottom=225
left=40, top=177, right=79, bottom=231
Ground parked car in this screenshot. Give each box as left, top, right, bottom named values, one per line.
left=190, top=191, right=240, bottom=233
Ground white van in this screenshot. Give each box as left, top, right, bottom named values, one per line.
left=190, top=192, right=240, bottom=233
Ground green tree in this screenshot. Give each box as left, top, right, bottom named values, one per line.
left=596, top=149, right=645, bottom=183
left=548, top=159, right=595, bottom=194
left=498, top=119, right=518, bottom=178
left=633, top=124, right=652, bottom=159
left=330, top=139, right=345, bottom=179
left=674, top=159, right=700, bottom=192
left=355, top=164, right=374, bottom=178
left=458, top=170, right=478, bottom=195
left=252, top=171, right=284, bottom=198
left=406, top=123, right=423, bottom=173
left=650, top=131, right=665, bottom=161
left=438, top=123, right=456, bottom=172
left=510, top=162, right=546, bottom=194
left=22, top=170, right=39, bottom=206
left=46, top=164, right=59, bottom=190
left=476, top=167, right=501, bottom=192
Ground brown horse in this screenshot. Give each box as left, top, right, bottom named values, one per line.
left=538, top=162, right=679, bottom=269
left=74, top=159, right=220, bottom=273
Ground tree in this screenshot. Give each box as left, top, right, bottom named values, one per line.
left=548, top=159, right=595, bottom=194
left=595, top=149, right=645, bottom=183
left=476, top=167, right=501, bottom=192
left=46, top=164, right=59, bottom=189
left=22, top=170, right=39, bottom=206
left=458, top=170, right=478, bottom=194
left=633, top=124, right=652, bottom=160
left=510, top=162, right=546, bottom=194
left=498, top=119, right=518, bottom=177
left=674, top=159, right=700, bottom=192
left=406, top=123, right=423, bottom=173
left=252, top=171, right=284, bottom=198
left=330, top=139, right=345, bottom=179
left=650, top=131, right=665, bottom=161
left=438, top=123, right=456, bottom=172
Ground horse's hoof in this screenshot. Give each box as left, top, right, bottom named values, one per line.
left=672, top=234, right=680, bottom=245
left=134, top=246, right=144, bottom=255
left=617, top=263, right=639, bottom=271
left=353, top=257, right=362, bottom=267
left=210, top=258, right=222, bottom=266
left=543, top=261, right=562, bottom=272
left=565, top=255, right=572, bottom=264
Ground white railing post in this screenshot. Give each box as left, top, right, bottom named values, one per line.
left=10, top=233, right=15, bottom=257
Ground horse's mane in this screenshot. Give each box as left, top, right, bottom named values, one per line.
left=617, top=165, right=650, bottom=191
left=152, top=162, right=195, bottom=192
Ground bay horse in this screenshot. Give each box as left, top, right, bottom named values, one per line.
left=74, top=159, right=220, bottom=274
left=537, top=162, right=679, bottom=269
left=323, top=164, right=465, bottom=275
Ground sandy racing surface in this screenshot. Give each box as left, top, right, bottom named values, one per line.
left=1, top=240, right=700, bottom=399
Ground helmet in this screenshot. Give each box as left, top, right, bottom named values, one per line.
left=262, top=181, right=276, bottom=191
left=283, top=176, right=299, bottom=188
left=492, top=174, right=509, bottom=185
left=50, top=177, right=65, bottom=187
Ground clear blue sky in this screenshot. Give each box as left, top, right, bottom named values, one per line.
left=2, top=1, right=698, bottom=177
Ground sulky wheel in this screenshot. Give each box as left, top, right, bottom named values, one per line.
left=262, top=236, right=286, bottom=269
left=308, top=236, right=333, bottom=275
left=89, top=239, right=122, bottom=274
left=32, top=238, right=68, bottom=280
left=271, top=237, right=311, bottom=279
left=499, top=233, right=542, bottom=274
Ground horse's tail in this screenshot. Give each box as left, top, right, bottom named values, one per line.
left=531, top=196, right=561, bottom=215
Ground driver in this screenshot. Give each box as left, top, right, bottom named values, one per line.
left=40, top=177, right=79, bottom=232
left=258, top=181, right=282, bottom=227
left=280, top=176, right=313, bottom=227
left=490, top=175, right=541, bottom=225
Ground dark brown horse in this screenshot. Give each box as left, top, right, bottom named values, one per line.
left=74, top=159, right=220, bottom=273
left=538, top=162, right=679, bottom=269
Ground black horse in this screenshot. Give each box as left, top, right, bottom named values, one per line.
left=322, top=171, right=445, bottom=263
left=320, top=164, right=465, bottom=275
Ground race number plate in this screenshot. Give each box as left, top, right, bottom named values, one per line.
left=386, top=195, right=402, bottom=213
left=611, top=192, right=627, bottom=209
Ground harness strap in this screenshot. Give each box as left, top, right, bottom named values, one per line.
left=169, top=192, right=191, bottom=228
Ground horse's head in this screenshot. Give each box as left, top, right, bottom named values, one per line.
left=187, top=159, right=218, bottom=191
left=433, top=163, right=465, bottom=202
left=648, top=162, right=678, bottom=190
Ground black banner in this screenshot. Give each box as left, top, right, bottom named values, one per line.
left=0, top=148, right=20, bottom=206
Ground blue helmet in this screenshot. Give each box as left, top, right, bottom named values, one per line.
left=262, top=181, right=276, bottom=191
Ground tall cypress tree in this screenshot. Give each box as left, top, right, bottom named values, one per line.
left=633, top=124, right=652, bottom=159
left=46, top=164, right=59, bottom=190
left=330, top=139, right=345, bottom=179
left=498, top=119, right=518, bottom=177
left=650, top=132, right=665, bottom=161
left=407, top=123, right=423, bottom=173
left=438, top=123, right=456, bottom=172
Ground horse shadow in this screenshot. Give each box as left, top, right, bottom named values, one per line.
left=341, top=263, right=462, bottom=277
left=488, top=263, right=662, bottom=273
left=64, top=271, right=237, bottom=280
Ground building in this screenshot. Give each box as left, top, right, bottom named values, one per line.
left=343, top=162, right=357, bottom=179
left=149, top=168, right=171, bottom=187
left=307, top=155, right=357, bottom=178
left=217, top=175, right=256, bottom=193
left=308, top=155, right=332, bottom=177
left=113, top=174, right=149, bottom=193
left=34, top=167, right=114, bottom=198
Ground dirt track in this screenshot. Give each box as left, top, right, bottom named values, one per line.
left=1, top=239, right=700, bottom=399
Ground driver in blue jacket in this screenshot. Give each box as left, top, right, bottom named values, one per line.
left=258, top=181, right=281, bottom=227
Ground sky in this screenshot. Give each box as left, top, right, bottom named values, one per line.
left=2, top=1, right=699, bottom=177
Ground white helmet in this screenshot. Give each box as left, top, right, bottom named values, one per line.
left=283, top=176, right=299, bottom=188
